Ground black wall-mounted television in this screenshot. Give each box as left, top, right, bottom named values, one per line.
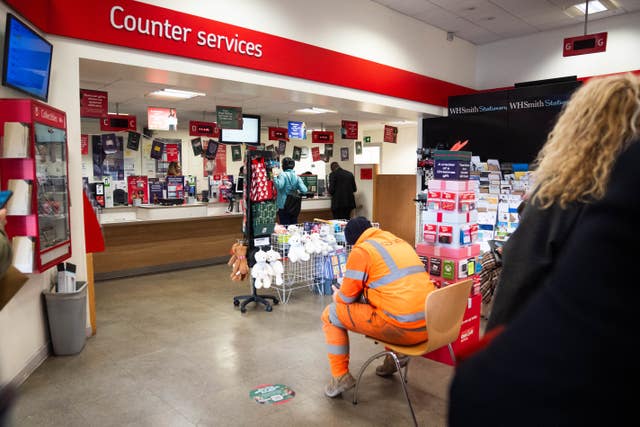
left=220, top=114, right=261, bottom=145
left=2, top=13, right=53, bottom=102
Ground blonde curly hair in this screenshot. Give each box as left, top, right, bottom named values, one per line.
left=532, top=73, right=640, bottom=209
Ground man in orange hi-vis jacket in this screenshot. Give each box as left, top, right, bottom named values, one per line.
left=321, top=217, right=435, bottom=397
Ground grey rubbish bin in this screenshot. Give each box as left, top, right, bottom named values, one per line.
left=44, top=282, right=88, bottom=356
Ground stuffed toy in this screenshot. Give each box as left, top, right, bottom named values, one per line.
left=266, top=248, right=284, bottom=286
left=287, top=234, right=309, bottom=263
left=303, top=233, right=316, bottom=255
left=251, top=249, right=273, bottom=289
left=228, top=242, right=249, bottom=281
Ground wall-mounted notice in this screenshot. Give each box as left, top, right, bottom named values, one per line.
left=341, top=120, right=358, bottom=139
left=288, top=121, right=306, bottom=140
left=216, top=106, right=243, bottom=129
left=189, top=120, right=220, bottom=138
left=268, top=127, right=289, bottom=141
left=383, top=125, right=398, bottom=143
left=312, top=131, right=334, bottom=144
left=311, top=146, right=321, bottom=162
left=80, top=89, right=108, bottom=118
left=340, top=147, right=349, bottom=161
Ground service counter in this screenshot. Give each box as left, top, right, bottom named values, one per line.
left=93, top=198, right=332, bottom=280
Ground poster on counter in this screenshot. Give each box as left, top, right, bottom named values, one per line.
left=127, top=175, right=149, bottom=204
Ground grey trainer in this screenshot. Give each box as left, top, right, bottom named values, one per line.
left=324, top=372, right=356, bottom=397
left=375, top=354, right=409, bottom=377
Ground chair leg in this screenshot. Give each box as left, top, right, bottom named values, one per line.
left=390, top=353, right=418, bottom=427
left=352, top=351, right=418, bottom=427
left=403, top=357, right=411, bottom=383
left=448, top=343, right=457, bottom=365
left=353, top=350, right=389, bottom=405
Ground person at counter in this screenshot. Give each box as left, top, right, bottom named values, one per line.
left=273, top=157, right=307, bottom=225
left=328, top=162, right=357, bottom=220
left=167, top=161, right=182, bottom=176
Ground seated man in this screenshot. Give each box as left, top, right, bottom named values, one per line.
left=321, top=217, right=435, bottom=397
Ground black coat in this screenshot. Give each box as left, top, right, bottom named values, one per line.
left=449, top=140, right=640, bottom=426
left=486, top=194, right=586, bottom=331
left=328, top=167, right=356, bottom=210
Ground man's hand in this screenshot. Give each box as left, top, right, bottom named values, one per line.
left=332, top=284, right=340, bottom=304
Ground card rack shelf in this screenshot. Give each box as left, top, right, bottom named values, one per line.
left=0, top=99, right=72, bottom=273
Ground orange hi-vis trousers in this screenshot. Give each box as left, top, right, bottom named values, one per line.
left=321, top=301, right=428, bottom=378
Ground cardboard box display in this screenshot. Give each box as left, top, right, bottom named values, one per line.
left=422, top=209, right=478, bottom=225
left=416, top=243, right=481, bottom=259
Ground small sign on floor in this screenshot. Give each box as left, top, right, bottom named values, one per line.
left=250, top=384, right=295, bottom=405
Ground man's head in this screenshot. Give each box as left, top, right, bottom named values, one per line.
left=282, top=157, right=295, bottom=171
left=344, top=216, right=372, bottom=245
left=330, top=162, right=340, bottom=172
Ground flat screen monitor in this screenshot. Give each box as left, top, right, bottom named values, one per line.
left=234, top=176, right=244, bottom=194
left=220, top=115, right=260, bottom=145
left=147, top=107, right=178, bottom=131
left=2, top=13, right=53, bottom=102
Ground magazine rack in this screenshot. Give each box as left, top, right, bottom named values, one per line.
left=233, top=149, right=279, bottom=313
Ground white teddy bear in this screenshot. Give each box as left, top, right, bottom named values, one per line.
left=287, top=234, right=309, bottom=263
left=251, top=250, right=273, bottom=289
left=266, top=248, right=284, bottom=286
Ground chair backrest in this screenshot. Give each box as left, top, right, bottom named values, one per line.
left=424, top=279, right=473, bottom=353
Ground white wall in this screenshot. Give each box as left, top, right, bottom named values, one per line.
left=477, top=12, right=640, bottom=89
left=363, top=125, right=418, bottom=175
left=141, top=0, right=477, bottom=88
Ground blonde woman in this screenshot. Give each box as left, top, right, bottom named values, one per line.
left=486, top=73, right=640, bottom=331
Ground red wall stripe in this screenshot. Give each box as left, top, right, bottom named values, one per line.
left=4, top=0, right=475, bottom=107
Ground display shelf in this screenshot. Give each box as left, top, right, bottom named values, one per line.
left=0, top=99, right=72, bottom=273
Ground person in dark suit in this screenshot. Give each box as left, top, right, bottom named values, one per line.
left=449, top=73, right=640, bottom=426
left=328, top=162, right=356, bottom=220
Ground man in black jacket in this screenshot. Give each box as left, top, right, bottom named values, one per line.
left=328, top=162, right=356, bottom=220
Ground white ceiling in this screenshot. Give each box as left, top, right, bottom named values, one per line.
left=79, top=59, right=427, bottom=132
left=370, top=0, right=640, bottom=45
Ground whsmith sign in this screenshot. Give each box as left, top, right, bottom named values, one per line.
left=448, top=94, right=572, bottom=115
left=425, top=80, right=582, bottom=163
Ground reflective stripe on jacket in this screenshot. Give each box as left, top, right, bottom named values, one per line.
left=338, top=228, right=434, bottom=330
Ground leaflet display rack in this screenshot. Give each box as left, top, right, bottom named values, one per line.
left=233, top=149, right=279, bottom=313
left=0, top=99, right=72, bottom=273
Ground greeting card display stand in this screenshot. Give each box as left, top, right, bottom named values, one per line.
left=233, top=150, right=279, bottom=313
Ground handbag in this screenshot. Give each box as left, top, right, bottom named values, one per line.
left=282, top=173, right=302, bottom=217
left=284, top=190, right=302, bottom=217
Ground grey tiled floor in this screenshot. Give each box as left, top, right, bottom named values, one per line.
left=10, top=264, right=455, bottom=426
